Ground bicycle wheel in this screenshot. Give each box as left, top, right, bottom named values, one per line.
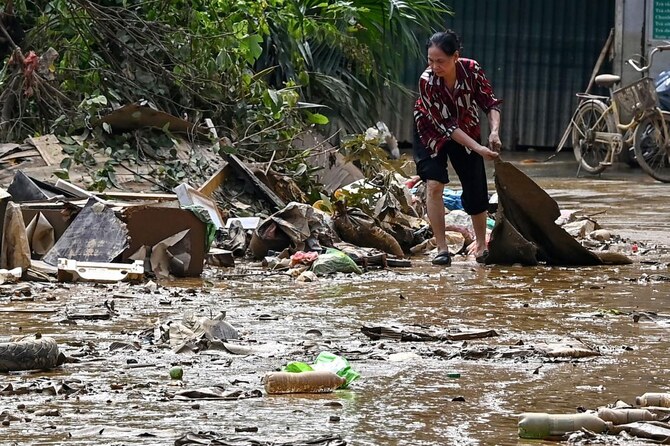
left=633, top=111, right=670, bottom=182
left=571, top=100, right=616, bottom=174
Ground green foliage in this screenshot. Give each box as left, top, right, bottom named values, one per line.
left=341, top=132, right=409, bottom=177
left=335, top=183, right=383, bottom=216
left=4, top=0, right=449, bottom=195
left=257, top=0, right=452, bottom=131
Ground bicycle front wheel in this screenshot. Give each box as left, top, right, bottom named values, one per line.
left=633, top=111, right=670, bottom=182
left=571, top=100, right=616, bottom=174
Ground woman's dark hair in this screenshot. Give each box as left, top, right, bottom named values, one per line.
left=426, top=29, right=461, bottom=55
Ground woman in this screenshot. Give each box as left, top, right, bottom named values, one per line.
left=414, top=29, right=502, bottom=266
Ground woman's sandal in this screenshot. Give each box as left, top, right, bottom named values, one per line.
left=475, top=249, right=489, bottom=264
left=432, top=251, right=452, bottom=266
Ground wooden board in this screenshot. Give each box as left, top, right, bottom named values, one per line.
left=27, top=135, right=65, bottom=166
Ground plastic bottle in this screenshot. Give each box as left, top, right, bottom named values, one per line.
left=635, top=392, right=670, bottom=407
left=518, top=413, right=613, bottom=439
left=597, top=408, right=657, bottom=424
left=264, top=371, right=346, bottom=394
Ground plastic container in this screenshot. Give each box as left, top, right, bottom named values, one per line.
left=597, top=408, right=657, bottom=424
left=264, top=371, right=346, bottom=394
left=518, top=412, right=612, bottom=439
left=284, top=351, right=360, bottom=389
left=635, top=392, right=670, bottom=407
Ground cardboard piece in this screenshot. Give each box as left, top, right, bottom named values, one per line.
left=0, top=202, right=31, bottom=270
left=42, top=198, right=129, bottom=266
left=150, top=229, right=191, bottom=278
left=487, top=159, right=603, bottom=266
left=25, top=212, right=55, bottom=255
left=20, top=204, right=78, bottom=244
left=0, top=187, right=10, bottom=256
left=97, top=103, right=210, bottom=136
left=122, top=205, right=206, bottom=276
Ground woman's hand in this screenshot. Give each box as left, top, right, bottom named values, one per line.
left=474, top=144, right=499, bottom=160
left=488, top=131, right=502, bottom=152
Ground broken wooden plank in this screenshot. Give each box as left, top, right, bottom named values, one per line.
left=93, top=191, right=177, bottom=201
left=0, top=308, right=59, bottom=313
left=27, top=135, right=65, bottom=166
left=198, top=167, right=227, bottom=198
left=221, top=153, right=286, bottom=212
left=0, top=143, right=21, bottom=158
left=0, top=148, right=41, bottom=162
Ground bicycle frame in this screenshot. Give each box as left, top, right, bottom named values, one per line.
left=574, top=94, right=670, bottom=166
left=570, top=42, right=670, bottom=179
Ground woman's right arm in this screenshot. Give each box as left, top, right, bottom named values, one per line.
left=450, top=128, right=499, bottom=160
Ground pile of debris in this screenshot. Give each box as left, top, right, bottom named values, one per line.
left=0, top=111, right=434, bottom=285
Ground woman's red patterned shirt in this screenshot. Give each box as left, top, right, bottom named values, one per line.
left=414, top=58, right=502, bottom=158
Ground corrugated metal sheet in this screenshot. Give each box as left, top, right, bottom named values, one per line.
left=384, top=0, right=615, bottom=149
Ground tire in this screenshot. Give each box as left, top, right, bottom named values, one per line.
left=571, top=100, right=616, bottom=174
left=0, top=335, right=60, bottom=372
left=633, top=111, right=670, bottom=182
left=620, top=129, right=638, bottom=167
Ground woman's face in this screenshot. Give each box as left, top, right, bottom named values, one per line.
left=427, top=45, right=458, bottom=78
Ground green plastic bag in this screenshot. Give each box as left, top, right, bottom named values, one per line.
left=283, top=351, right=360, bottom=389
left=310, top=248, right=362, bottom=275
left=284, top=361, right=313, bottom=373
left=183, top=205, right=217, bottom=252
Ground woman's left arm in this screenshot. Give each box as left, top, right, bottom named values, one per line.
left=488, top=109, right=502, bottom=151
left=470, top=61, right=503, bottom=151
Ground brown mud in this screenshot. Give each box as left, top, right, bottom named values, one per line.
left=1, top=152, right=669, bottom=445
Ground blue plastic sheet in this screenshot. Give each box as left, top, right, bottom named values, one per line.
left=442, top=188, right=463, bottom=211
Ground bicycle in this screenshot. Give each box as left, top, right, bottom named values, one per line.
left=571, top=43, right=670, bottom=182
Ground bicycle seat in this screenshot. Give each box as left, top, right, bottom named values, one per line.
left=595, top=74, right=621, bottom=88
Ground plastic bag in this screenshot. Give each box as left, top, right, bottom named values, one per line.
left=442, top=188, right=463, bottom=211
left=284, top=351, right=360, bottom=388
left=310, top=248, right=362, bottom=275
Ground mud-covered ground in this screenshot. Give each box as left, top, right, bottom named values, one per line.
left=1, top=152, right=670, bottom=446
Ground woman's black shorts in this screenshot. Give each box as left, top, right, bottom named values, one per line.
left=414, top=138, right=489, bottom=216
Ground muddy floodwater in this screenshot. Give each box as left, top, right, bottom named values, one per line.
left=1, top=153, right=669, bottom=446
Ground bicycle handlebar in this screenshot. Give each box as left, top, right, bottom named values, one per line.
left=627, top=44, right=670, bottom=73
